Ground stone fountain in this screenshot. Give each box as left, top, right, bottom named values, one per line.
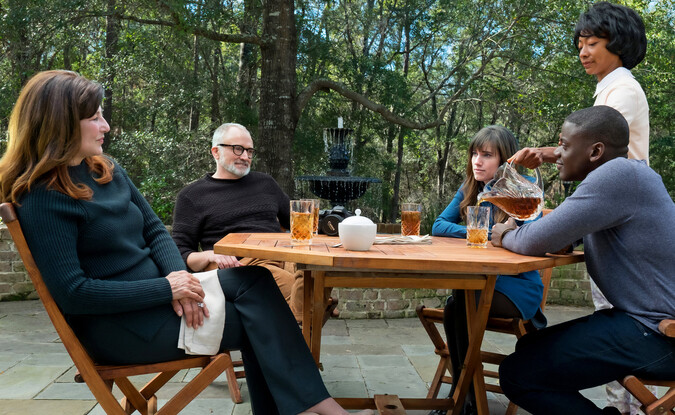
left=296, top=124, right=381, bottom=234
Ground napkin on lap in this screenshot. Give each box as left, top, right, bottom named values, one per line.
left=373, top=235, right=432, bottom=245
left=177, top=269, right=225, bottom=355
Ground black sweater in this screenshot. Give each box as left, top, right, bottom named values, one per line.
left=172, top=172, right=290, bottom=265
left=16, top=159, right=185, bottom=340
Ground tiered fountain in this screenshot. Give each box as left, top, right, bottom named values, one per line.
left=296, top=120, right=381, bottom=234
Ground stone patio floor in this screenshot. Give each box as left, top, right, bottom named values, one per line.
left=0, top=300, right=653, bottom=414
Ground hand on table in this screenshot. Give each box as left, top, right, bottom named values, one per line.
left=491, top=218, right=518, bottom=248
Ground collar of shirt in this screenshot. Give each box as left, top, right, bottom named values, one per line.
left=594, top=67, right=634, bottom=98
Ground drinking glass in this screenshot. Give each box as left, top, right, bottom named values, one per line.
left=401, top=203, right=422, bottom=236
left=290, top=200, right=314, bottom=245
left=302, top=199, right=320, bottom=235
left=466, top=206, right=490, bottom=248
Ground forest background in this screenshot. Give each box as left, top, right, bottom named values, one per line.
left=1, top=0, right=673, bottom=231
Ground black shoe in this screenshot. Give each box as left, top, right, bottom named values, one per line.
left=601, top=407, right=622, bottom=415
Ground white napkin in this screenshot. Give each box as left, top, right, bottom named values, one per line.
left=177, top=269, right=225, bottom=355
left=373, top=235, right=432, bottom=244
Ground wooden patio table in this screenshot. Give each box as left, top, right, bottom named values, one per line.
left=214, top=233, right=583, bottom=414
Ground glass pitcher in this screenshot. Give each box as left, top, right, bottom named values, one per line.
left=477, top=161, right=544, bottom=221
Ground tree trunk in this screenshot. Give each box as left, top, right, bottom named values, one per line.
left=103, top=0, right=120, bottom=144
left=388, top=13, right=411, bottom=222
left=389, top=127, right=406, bottom=223
left=237, top=0, right=260, bottom=116
left=437, top=103, right=457, bottom=201
left=209, top=46, right=221, bottom=128
left=189, top=35, right=200, bottom=132
left=257, top=0, right=297, bottom=195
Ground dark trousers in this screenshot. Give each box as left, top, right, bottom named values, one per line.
left=77, top=266, right=329, bottom=415
left=499, top=308, right=675, bottom=415
left=440, top=290, right=521, bottom=414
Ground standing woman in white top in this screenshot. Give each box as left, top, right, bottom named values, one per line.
left=511, top=1, right=649, bottom=167
left=511, top=3, right=653, bottom=414
left=575, top=1, right=648, bottom=162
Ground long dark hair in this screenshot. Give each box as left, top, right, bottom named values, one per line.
left=459, top=125, right=519, bottom=223
left=0, top=70, right=113, bottom=203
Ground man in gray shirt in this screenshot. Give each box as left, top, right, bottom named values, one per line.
left=491, top=105, right=675, bottom=415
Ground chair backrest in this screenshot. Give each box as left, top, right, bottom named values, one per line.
left=0, top=202, right=127, bottom=412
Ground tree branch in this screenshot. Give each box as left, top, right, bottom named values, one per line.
left=296, top=79, right=445, bottom=130
left=118, top=14, right=262, bottom=45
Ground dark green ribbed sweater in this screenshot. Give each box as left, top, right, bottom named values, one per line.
left=16, top=159, right=185, bottom=339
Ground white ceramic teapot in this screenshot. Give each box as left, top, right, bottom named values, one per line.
left=338, top=209, right=376, bottom=251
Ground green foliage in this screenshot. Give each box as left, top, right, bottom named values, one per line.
left=0, top=0, right=673, bottom=225
left=107, top=130, right=213, bottom=223
left=650, top=135, right=675, bottom=200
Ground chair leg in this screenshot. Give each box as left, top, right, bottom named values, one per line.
left=505, top=401, right=519, bottom=415
left=623, top=375, right=658, bottom=407
left=427, top=355, right=449, bottom=399
left=224, top=351, right=243, bottom=404
left=643, top=387, right=675, bottom=415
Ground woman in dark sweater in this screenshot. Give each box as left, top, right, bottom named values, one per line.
left=0, top=70, right=372, bottom=415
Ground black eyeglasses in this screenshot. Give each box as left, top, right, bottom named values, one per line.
left=217, top=144, right=256, bottom=158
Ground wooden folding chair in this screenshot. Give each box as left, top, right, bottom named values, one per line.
left=620, top=319, right=675, bottom=415
left=0, top=202, right=240, bottom=414
left=416, top=265, right=553, bottom=415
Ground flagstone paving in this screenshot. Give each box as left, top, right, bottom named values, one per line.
left=0, top=300, right=639, bottom=414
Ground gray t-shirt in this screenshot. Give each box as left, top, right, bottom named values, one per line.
left=503, top=158, right=675, bottom=332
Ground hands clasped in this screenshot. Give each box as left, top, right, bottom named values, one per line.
left=166, top=270, right=210, bottom=329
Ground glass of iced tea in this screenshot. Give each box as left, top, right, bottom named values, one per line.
left=466, top=206, right=490, bottom=248
left=302, top=199, right=320, bottom=235
left=401, top=203, right=422, bottom=236
left=290, top=200, right=314, bottom=245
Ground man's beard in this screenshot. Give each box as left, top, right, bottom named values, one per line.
left=226, top=163, right=250, bottom=178
left=220, top=157, right=250, bottom=178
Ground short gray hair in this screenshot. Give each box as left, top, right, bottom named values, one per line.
left=212, top=123, right=250, bottom=148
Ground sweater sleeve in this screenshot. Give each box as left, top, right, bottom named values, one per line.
left=502, top=161, right=635, bottom=256
left=124, top=171, right=186, bottom=275
left=171, top=186, right=204, bottom=264
left=17, top=186, right=173, bottom=316
left=432, top=189, right=467, bottom=238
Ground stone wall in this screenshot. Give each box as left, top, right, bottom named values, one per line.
left=0, top=223, right=594, bottom=313
left=0, top=224, right=37, bottom=301
left=334, top=262, right=593, bottom=319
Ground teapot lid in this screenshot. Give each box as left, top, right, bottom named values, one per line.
left=341, top=209, right=374, bottom=226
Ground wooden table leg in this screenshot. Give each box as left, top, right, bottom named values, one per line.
left=310, top=271, right=326, bottom=365
left=302, top=270, right=312, bottom=347
left=451, top=275, right=497, bottom=415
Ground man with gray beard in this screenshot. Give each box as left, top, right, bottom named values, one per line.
left=172, top=123, right=309, bottom=320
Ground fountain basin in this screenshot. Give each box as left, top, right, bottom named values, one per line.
left=297, top=175, right=381, bottom=207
